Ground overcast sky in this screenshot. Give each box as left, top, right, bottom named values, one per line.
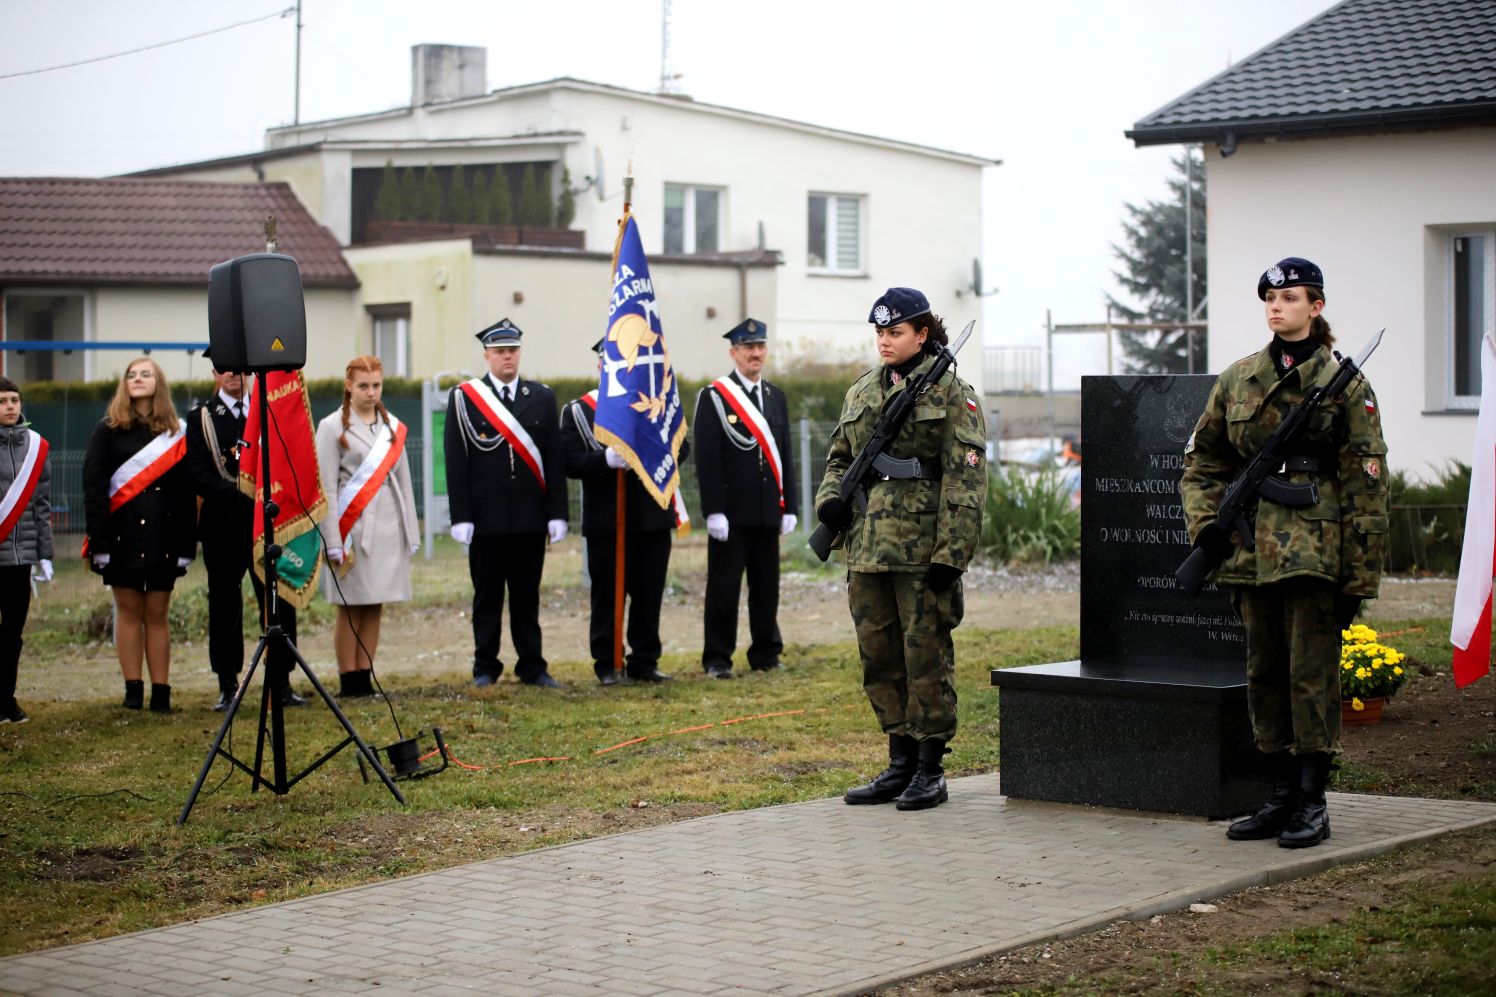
left=0, top=0, right=1339, bottom=379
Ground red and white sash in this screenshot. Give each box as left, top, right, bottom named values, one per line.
left=335, top=414, right=407, bottom=545
left=82, top=421, right=187, bottom=558
left=580, top=391, right=690, bottom=530
left=109, top=420, right=188, bottom=512
left=0, top=430, right=48, bottom=545
left=711, top=377, right=784, bottom=510
left=459, top=378, right=546, bottom=492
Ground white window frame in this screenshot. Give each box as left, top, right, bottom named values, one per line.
left=807, top=192, right=865, bottom=275
left=370, top=309, right=411, bottom=378
left=1448, top=230, right=1495, bottom=410
left=1, top=286, right=92, bottom=381
left=662, top=183, right=724, bottom=255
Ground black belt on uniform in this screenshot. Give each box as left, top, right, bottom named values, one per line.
left=871, top=452, right=942, bottom=481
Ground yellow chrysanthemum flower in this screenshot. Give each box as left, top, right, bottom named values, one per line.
left=1355, top=668, right=1369, bottom=680
left=1351, top=697, right=1365, bottom=711
left=1394, top=666, right=1403, bottom=675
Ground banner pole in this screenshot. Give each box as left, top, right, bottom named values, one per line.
left=610, top=174, right=636, bottom=678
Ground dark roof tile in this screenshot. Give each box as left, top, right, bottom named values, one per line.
left=1129, top=0, right=1496, bottom=145
left=0, top=178, right=358, bottom=287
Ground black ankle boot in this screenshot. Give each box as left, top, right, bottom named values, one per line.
left=895, top=738, right=950, bottom=811
left=122, top=679, right=144, bottom=710
left=844, top=734, right=918, bottom=804
left=1279, top=752, right=1333, bottom=848
left=1227, top=751, right=1297, bottom=840
left=148, top=683, right=171, bottom=714
left=355, top=670, right=376, bottom=697
left=338, top=671, right=355, bottom=697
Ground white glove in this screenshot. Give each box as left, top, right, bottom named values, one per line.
left=450, top=522, right=474, bottom=545
left=604, top=447, right=628, bottom=470
left=35, top=559, right=53, bottom=582
left=780, top=514, right=797, bottom=536
left=707, top=513, right=729, bottom=542
left=326, top=546, right=346, bottom=565
left=409, top=543, right=420, bottom=555
left=176, top=557, right=193, bottom=569
left=547, top=519, right=568, bottom=544
left=92, top=553, right=111, bottom=569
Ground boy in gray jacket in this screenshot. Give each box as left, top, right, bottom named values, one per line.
left=0, top=376, right=53, bottom=723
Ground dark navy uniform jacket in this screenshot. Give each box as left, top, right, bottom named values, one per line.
left=445, top=374, right=567, bottom=536
left=693, top=372, right=797, bottom=529
left=561, top=396, right=687, bottom=537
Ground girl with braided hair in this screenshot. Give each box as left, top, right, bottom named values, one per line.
left=314, top=356, right=419, bottom=697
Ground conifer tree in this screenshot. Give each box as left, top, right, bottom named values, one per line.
left=374, top=160, right=401, bottom=220
left=418, top=164, right=444, bottom=222
left=518, top=164, right=553, bottom=228
left=449, top=165, right=474, bottom=223
left=1107, top=150, right=1207, bottom=373
left=395, top=167, right=420, bottom=220
left=470, top=171, right=492, bottom=224
left=556, top=166, right=577, bottom=229
left=489, top=166, right=514, bottom=225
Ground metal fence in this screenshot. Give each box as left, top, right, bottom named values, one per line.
left=46, top=419, right=843, bottom=537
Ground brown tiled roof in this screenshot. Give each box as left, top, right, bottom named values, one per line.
left=0, top=178, right=358, bottom=288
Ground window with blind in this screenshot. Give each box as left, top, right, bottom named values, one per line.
left=1452, top=232, right=1494, bottom=405
left=663, top=184, right=722, bottom=254
left=370, top=306, right=412, bottom=378
left=807, top=193, right=863, bottom=273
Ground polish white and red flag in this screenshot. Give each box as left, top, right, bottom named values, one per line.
left=1450, top=330, right=1496, bottom=688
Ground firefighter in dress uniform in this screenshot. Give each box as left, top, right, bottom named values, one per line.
left=561, top=338, right=682, bottom=685
left=693, top=318, right=797, bottom=678
left=445, top=319, right=569, bottom=689
left=185, top=351, right=304, bottom=711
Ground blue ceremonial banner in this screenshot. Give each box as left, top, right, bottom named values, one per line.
left=593, top=214, right=687, bottom=511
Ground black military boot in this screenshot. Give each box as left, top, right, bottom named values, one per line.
left=1226, top=751, right=1297, bottom=840
left=1279, top=752, right=1333, bottom=848
left=122, top=679, right=144, bottom=710
left=895, top=738, right=950, bottom=811
left=148, top=682, right=172, bottom=714
left=844, top=734, right=918, bottom=804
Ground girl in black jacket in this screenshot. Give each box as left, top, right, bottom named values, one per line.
left=82, top=358, right=196, bottom=712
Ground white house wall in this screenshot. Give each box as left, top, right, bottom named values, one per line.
left=1204, top=127, right=1496, bottom=482
left=269, top=82, right=992, bottom=397
left=90, top=285, right=359, bottom=384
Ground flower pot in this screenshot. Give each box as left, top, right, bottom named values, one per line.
left=1342, top=696, right=1386, bottom=725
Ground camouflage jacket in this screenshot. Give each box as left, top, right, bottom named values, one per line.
left=815, top=356, right=988, bottom=573
left=1179, top=343, right=1390, bottom=596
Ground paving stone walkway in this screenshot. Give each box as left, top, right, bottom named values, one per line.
left=5, top=777, right=1495, bottom=996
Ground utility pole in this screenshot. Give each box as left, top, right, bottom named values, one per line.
left=293, top=0, right=303, bottom=126
left=1184, top=148, right=1194, bottom=374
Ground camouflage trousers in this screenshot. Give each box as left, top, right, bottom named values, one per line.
left=847, top=569, right=962, bottom=741
left=1230, top=579, right=1342, bottom=755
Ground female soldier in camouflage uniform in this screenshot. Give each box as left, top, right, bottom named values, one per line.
left=1180, top=258, right=1389, bottom=848
left=815, top=288, right=987, bottom=811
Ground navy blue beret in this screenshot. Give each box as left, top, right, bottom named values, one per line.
left=476, top=318, right=522, bottom=346
left=868, top=287, right=931, bottom=328
left=1257, top=258, right=1324, bottom=300
left=723, top=317, right=768, bottom=345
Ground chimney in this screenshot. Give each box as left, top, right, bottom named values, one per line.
left=411, top=44, right=488, bottom=106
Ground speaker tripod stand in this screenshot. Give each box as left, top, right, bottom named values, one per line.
left=177, top=373, right=404, bottom=825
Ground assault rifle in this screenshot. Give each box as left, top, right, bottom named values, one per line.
left=807, top=321, right=974, bottom=562
left=1175, top=328, right=1384, bottom=594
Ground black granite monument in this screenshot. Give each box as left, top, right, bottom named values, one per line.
left=990, top=375, right=1266, bottom=818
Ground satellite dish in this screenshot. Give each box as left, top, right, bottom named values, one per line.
left=955, top=257, right=998, bottom=298
left=590, top=146, right=607, bottom=202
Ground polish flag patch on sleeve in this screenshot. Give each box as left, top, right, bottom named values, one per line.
left=965, top=397, right=978, bottom=412
left=1365, top=397, right=1377, bottom=414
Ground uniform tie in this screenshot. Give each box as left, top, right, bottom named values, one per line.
left=501, top=385, right=513, bottom=405
left=748, top=384, right=761, bottom=410
left=233, top=402, right=243, bottom=420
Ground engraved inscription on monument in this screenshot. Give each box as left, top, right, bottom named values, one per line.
left=1079, top=375, right=1245, bottom=668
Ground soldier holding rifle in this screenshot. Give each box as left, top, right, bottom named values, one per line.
left=813, top=288, right=987, bottom=812
left=1179, top=258, right=1389, bottom=849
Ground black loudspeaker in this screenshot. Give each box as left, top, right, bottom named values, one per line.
left=207, top=253, right=308, bottom=372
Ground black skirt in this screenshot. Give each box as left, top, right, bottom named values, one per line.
left=101, top=564, right=181, bottom=592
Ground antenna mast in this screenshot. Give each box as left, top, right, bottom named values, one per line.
left=293, top=0, right=303, bottom=125
left=659, top=0, right=678, bottom=95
